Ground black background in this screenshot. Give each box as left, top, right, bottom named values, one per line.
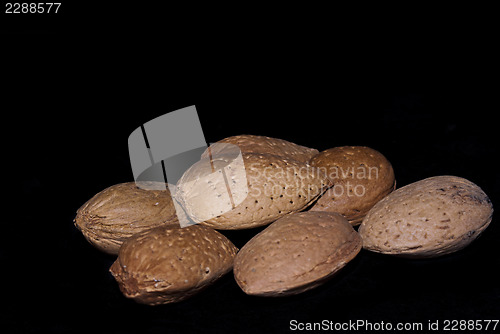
left=3, top=5, right=499, bottom=334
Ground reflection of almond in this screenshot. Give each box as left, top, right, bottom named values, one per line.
left=359, top=176, right=493, bottom=258
left=234, top=212, right=362, bottom=296
left=310, top=146, right=395, bottom=225
left=110, top=224, right=238, bottom=305
left=74, top=182, right=179, bottom=255
left=176, top=153, right=331, bottom=230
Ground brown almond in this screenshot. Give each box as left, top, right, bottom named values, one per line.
left=176, top=152, right=331, bottom=230
left=201, top=134, right=318, bottom=163
left=74, top=182, right=179, bottom=255
left=110, top=224, right=238, bottom=305
left=233, top=211, right=362, bottom=296
left=310, top=146, right=395, bottom=225
left=358, top=175, right=493, bottom=258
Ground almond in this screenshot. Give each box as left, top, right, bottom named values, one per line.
left=109, top=224, right=238, bottom=305
left=309, top=146, right=395, bottom=225
left=233, top=211, right=362, bottom=296
left=176, top=153, right=331, bottom=229
left=74, top=182, right=179, bottom=255
left=358, top=176, right=493, bottom=258
left=201, top=134, right=318, bottom=163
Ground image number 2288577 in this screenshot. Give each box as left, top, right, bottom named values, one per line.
left=5, top=2, right=61, bottom=14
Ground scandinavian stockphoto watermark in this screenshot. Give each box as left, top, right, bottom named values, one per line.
left=246, top=163, right=380, bottom=199
left=317, top=164, right=380, bottom=198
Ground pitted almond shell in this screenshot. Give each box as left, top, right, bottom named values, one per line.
left=358, top=176, right=493, bottom=258
left=110, top=224, right=238, bottom=305
left=176, top=152, right=332, bottom=230
left=309, top=146, right=395, bottom=225
left=74, top=182, right=179, bottom=255
left=234, top=211, right=362, bottom=296
left=201, top=134, right=318, bottom=163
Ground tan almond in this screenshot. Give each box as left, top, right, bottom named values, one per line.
left=201, top=134, right=318, bottom=163
left=110, top=224, right=238, bottom=305
left=74, top=182, right=179, bottom=255
left=176, top=152, right=331, bottom=230
left=358, top=175, right=493, bottom=258
left=309, top=146, right=395, bottom=225
left=233, top=211, right=362, bottom=296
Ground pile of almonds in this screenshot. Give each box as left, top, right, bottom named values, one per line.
left=74, top=135, right=493, bottom=305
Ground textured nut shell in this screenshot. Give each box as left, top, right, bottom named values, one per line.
left=110, top=224, right=238, bottom=305
left=359, top=176, right=493, bottom=258
left=176, top=153, right=332, bottom=230
left=233, top=212, right=362, bottom=296
left=201, top=134, right=318, bottom=163
left=310, top=146, right=395, bottom=225
left=74, top=182, right=179, bottom=255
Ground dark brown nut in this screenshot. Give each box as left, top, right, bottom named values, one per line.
left=201, top=134, right=318, bottom=163
left=109, top=224, right=238, bottom=305
left=359, top=176, right=493, bottom=258
left=176, top=152, right=332, bottom=230
left=309, top=146, right=396, bottom=225
left=74, top=182, right=179, bottom=255
left=233, top=211, right=362, bottom=296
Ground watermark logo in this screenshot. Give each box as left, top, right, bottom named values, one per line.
left=317, top=165, right=381, bottom=198
left=128, top=106, right=248, bottom=227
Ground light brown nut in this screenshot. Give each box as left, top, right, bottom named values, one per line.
left=233, top=211, right=362, bottom=296
left=309, top=146, right=396, bottom=225
left=358, top=176, right=493, bottom=258
left=74, top=182, right=179, bottom=255
left=109, top=224, right=238, bottom=305
left=176, top=152, right=332, bottom=230
left=201, top=134, right=319, bottom=163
